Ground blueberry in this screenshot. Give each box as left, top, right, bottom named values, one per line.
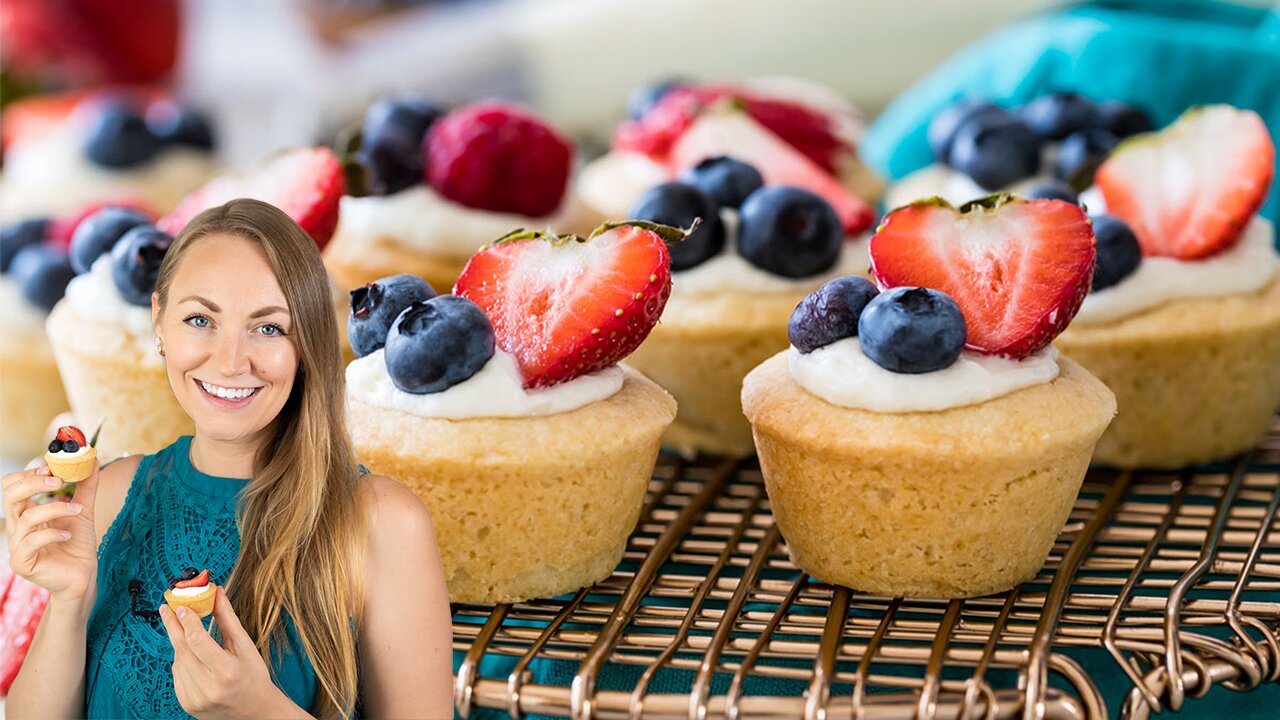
left=360, top=96, right=443, bottom=195
left=858, top=287, right=966, bottom=374
left=384, top=295, right=494, bottom=394
left=180, top=567, right=199, bottom=580
left=737, top=186, right=842, bottom=278
left=628, top=182, right=725, bottom=271
left=110, top=225, right=173, bottom=306
left=48, top=439, right=63, bottom=453
left=69, top=207, right=152, bottom=274
left=1, top=218, right=49, bottom=273
left=84, top=104, right=166, bottom=168
left=947, top=113, right=1041, bottom=190
left=62, top=439, right=79, bottom=453
left=348, top=274, right=437, bottom=358
left=626, top=77, right=686, bottom=120
left=1017, top=93, right=1101, bottom=141
left=1090, top=214, right=1142, bottom=291
left=678, top=156, right=764, bottom=209
left=1097, top=101, right=1152, bottom=138
left=1023, top=179, right=1078, bottom=204
left=1054, top=128, right=1118, bottom=190
left=10, top=245, right=75, bottom=311
left=927, top=100, right=1006, bottom=163
left=145, top=102, right=215, bottom=150
left=788, top=276, right=879, bottom=353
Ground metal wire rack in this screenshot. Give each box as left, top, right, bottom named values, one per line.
left=451, top=419, right=1280, bottom=719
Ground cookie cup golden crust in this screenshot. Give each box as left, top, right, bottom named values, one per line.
left=46, top=301, right=194, bottom=459
left=1056, top=276, right=1280, bottom=469
left=627, top=288, right=807, bottom=457
left=164, top=584, right=217, bottom=618
left=349, top=368, right=676, bottom=604
left=44, top=446, right=96, bottom=483
left=0, top=335, right=68, bottom=460
left=741, top=352, right=1115, bottom=598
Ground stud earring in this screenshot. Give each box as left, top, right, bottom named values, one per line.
left=154, top=337, right=165, bottom=357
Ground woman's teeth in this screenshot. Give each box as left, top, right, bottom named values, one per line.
left=199, top=381, right=259, bottom=400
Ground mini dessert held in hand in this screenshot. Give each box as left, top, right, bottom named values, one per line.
left=743, top=195, right=1116, bottom=598
left=43, top=425, right=96, bottom=483
left=162, top=568, right=217, bottom=618
left=346, top=222, right=678, bottom=603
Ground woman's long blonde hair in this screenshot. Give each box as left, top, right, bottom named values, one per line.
left=154, top=199, right=364, bottom=719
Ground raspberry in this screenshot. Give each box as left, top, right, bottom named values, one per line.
left=425, top=103, right=572, bottom=218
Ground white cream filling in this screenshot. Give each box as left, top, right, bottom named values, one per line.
left=0, top=119, right=218, bottom=220
left=335, top=184, right=585, bottom=261
left=788, top=338, right=1060, bottom=413
left=46, top=443, right=92, bottom=459
left=575, top=151, right=673, bottom=220
left=170, top=584, right=211, bottom=597
left=59, top=256, right=160, bottom=365
left=346, top=347, right=623, bottom=419
left=1073, top=187, right=1278, bottom=325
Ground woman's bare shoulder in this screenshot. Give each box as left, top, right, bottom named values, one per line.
left=94, top=454, right=143, bottom=540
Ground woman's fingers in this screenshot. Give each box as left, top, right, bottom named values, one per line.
left=10, top=500, right=82, bottom=541
left=2, top=468, right=59, bottom=528
left=9, top=527, right=73, bottom=570
left=69, top=461, right=101, bottom=522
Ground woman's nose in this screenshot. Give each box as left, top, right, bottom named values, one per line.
left=215, top=331, right=252, bottom=377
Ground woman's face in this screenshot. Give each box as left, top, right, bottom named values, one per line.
left=153, top=233, right=298, bottom=446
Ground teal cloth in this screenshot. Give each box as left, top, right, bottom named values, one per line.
left=862, top=0, right=1280, bottom=232
left=85, top=436, right=318, bottom=719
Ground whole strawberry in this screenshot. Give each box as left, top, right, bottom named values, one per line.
left=870, top=195, right=1096, bottom=359
left=426, top=103, right=572, bottom=218
left=454, top=222, right=680, bottom=388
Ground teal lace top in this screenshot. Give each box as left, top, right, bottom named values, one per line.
left=85, top=436, right=318, bottom=718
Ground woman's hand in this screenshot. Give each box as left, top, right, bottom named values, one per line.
left=3, top=463, right=100, bottom=607
left=159, top=587, right=310, bottom=719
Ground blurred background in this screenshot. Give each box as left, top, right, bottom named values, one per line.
left=2, top=0, right=1065, bottom=166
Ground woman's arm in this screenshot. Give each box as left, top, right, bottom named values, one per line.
left=357, top=475, right=453, bottom=719
left=5, top=454, right=138, bottom=719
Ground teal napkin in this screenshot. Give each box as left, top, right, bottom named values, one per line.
left=863, top=0, right=1280, bottom=232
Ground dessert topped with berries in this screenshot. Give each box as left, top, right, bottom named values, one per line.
left=163, top=568, right=217, bottom=618
left=344, top=221, right=679, bottom=418
left=1071, top=104, right=1277, bottom=325
left=787, top=194, right=1096, bottom=412
left=580, top=77, right=882, bottom=231
left=44, top=425, right=96, bottom=483
left=886, top=92, right=1150, bottom=210
left=325, top=98, right=594, bottom=293
left=0, top=89, right=220, bottom=221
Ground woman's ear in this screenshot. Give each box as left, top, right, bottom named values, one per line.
left=152, top=292, right=161, bottom=339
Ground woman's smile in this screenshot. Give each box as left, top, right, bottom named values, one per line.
left=195, top=379, right=264, bottom=409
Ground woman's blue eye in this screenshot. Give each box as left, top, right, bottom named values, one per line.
left=185, top=315, right=211, bottom=329
left=260, top=324, right=285, bottom=337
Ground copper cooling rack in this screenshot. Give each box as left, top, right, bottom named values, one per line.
left=451, top=419, right=1280, bottom=719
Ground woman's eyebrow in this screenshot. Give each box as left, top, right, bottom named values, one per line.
left=180, top=295, right=221, bottom=312
left=250, top=305, right=291, bottom=319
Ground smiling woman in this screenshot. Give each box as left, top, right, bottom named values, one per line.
left=3, top=199, right=454, bottom=719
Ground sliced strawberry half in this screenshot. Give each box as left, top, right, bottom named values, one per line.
left=55, top=425, right=87, bottom=446
left=453, top=222, right=678, bottom=389
left=668, top=108, right=874, bottom=235
left=870, top=195, right=1096, bottom=359
left=174, top=569, right=210, bottom=589
left=158, top=147, right=344, bottom=249
left=0, top=90, right=91, bottom=151
left=1095, top=105, right=1274, bottom=260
